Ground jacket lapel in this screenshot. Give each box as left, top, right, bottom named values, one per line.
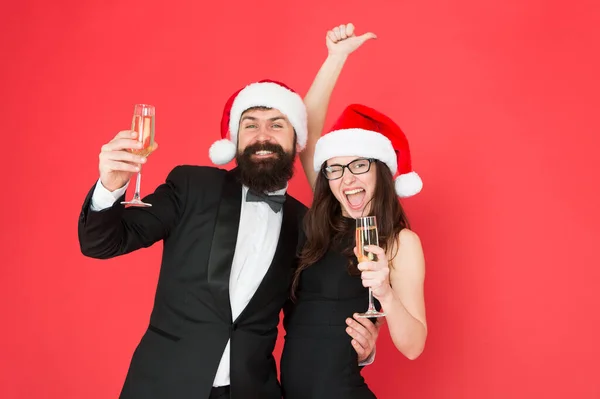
left=234, top=195, right=298, bottom=323
left=207, top=169, right=242, bottom=323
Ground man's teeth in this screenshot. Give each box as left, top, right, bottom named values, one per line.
left=344, top=188, right=364, bottom=195
left=255, top=150, right=273, bottom=155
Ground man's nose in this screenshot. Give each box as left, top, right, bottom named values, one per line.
left=256, top=125, right=272, bottom=140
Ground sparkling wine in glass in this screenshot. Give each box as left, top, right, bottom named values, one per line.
left=355, top=216, right=386, bottom=318
left=121, top=104, right=155, bottom=207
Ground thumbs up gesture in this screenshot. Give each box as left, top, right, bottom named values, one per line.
left=326, top=23, right=377, bottom=56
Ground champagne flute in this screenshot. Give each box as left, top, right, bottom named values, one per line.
left=121, top=104, right=155, bottom=207
left=355, top=216, right=386, bottom=318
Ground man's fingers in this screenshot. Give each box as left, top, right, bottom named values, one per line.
left=347, top=326, right=369, bottom=348
left=352, top=314, right=379, bottom=337
left=101, top=150, right=146, bottom=164
left=347, top=316, right=374, bottom=341
left=102, top=138, right=143, bottom=152
left=113, top=130, right=137, bottom=140
left=104, top=160, right=140, bottom=173
left=347, top=314, right=380, bottom=362
left=351, top=339, right=367, bottom=359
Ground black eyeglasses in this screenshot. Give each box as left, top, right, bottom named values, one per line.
left=322, top=158, right=376, bottom=180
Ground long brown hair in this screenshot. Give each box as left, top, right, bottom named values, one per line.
left=291, top=161, right=411, bottom=300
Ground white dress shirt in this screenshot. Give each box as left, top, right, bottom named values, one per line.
left=89, top=179, right=285, bottom=387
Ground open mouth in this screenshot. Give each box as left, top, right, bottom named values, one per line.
left=252, top=150, right=276, bottom=159
left=343, top=188, right=366, bottom=210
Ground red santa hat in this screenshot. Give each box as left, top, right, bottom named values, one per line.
left=313, top=104, right=422, bottom=198
left=209, top=79, right=308, bottom=165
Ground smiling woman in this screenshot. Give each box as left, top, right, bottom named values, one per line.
left=323, top=157, right=378, bottom=218
left=283, top=104, right=427, bottom=398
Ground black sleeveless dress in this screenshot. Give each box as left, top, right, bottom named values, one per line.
left=281, top=226, right=379, bottom=399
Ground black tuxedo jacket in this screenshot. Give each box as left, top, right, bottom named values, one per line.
left=78, top=166, right=307, bottom=399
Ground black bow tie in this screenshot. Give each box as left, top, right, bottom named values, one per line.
left=246, top=190, right=286, bottom=213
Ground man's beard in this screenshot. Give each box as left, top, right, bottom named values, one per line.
left=236, top=142, right=296, bottom=193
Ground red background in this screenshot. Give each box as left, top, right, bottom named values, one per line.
left=1, top=0, right=599, bottom=398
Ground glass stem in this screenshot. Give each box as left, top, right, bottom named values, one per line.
left=367, top=288, right=377, bottom=312
left=133, top=170, right=142, bottom=201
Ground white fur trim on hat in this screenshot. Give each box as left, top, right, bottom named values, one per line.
left=209, top=139, right=237, bottom=165
left=395, top=171, right=423, bottom=198
left=313, top=129, right=397, bottom=174
left=229, top=82, right=308, bottom=149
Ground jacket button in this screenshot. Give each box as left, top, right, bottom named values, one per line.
left=231, top=323, right=238, bottom=331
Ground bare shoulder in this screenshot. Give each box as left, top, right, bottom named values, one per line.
left=397, top=228, right=423, bottom=251
left=391, top=228, right=425, bottom=273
